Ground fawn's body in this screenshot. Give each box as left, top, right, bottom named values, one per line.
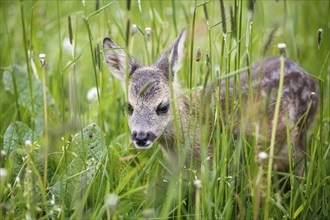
left=103, top=29, right=318, bottom=172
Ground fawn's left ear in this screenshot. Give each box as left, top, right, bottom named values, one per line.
left=154, top=28, right=186, bottom=81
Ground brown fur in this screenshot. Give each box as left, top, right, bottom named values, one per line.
left=103, top=29, right=319, bottom=173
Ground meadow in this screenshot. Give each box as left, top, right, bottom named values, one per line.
left=0, top=0, right=329, bottom=219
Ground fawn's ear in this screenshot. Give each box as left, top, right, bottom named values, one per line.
left=103, top=37, right=140, bottom=81
left=154, top=28, right=186, bottom=81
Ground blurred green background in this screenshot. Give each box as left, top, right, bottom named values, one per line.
left=0, top=0, right=329, bottom=219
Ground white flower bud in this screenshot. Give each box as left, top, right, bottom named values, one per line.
left=0, top=150, right=6, bottom=157
left=39, top=53, right=46, bottom=66
left=143, top=208, right=154, bottom=218
left=25, top=140, right=32, bottom=147
left=87, top=87, right=99, bottom=102
left=131, top=24, right=137, bottom=35
left=145, top=27, right=152, bottom=40
left=258, top=151, right=268, bottom=160
left=277, top=43, right=286, bottom=49
left=193, top=179, right=202, bottom=189
left=0, top=168, right=8, bottom=181
left=277, top=43, right=287, bottom=56
left=105, top=193, right=118, bottom=211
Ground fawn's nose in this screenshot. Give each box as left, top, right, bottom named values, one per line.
left=132, top=131, right=156, bottom=148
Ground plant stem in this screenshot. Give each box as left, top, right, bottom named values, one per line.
left=41, top=56, right=48, bottom=189
left=20, top=1, right=36, bottom=142
left=264, top=55, right=285, bottom=219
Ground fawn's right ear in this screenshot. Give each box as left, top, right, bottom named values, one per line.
left=154, top=28, right=186, bottom=81
left=103, top=37, right=140, bottom=81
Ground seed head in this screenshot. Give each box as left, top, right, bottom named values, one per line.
left=50, top=194, right=56, bottom=205
left=131, top=24, right=137, bottom=36
left=229, top=6, right=236, bottom=39
left=0, top=168, right=8, bottom=181
left=39, top=53, right=46, bottom=59
left=145, top=27, right=152, bottom=40
left=68, top=15, right=73, bottom=45
left=277, top=43, right=286, bottom=57
left=143, top=208, right=154, bottom=218
left=196, top=48, right=202, bottom=62
left=317, top=28, right=323, bottom=50
left=203, top=4, right=209, bottom=24
left=206, top=50, right=210, bottom=63
left=87, top=87, right=99, bottom=102
left=0, top=150, right=6, bottom=159
left=104, top=193, right=119, bottom=211
left=310, top=91, right=316, bottom=99
left=219, top=0, right=227, bottom=34
left=25, top=140, right=32, bottom=147
left=39, top=53, right=46, bottom=66
left=193, top=179, right=202, bottom=189
left=214, top=64, right=220, bottom=76
left=262, top=26, right=278, bottom=56
left=258, top=151, right=268, bottom=160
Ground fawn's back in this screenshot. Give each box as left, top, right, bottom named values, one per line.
left=219, top=57, right=319, bottom=171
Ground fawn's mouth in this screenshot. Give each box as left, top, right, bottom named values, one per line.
left=133, top=140, right=153, bottom=149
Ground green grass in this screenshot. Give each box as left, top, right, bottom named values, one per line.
left=1, top=0, right=329, bottom=219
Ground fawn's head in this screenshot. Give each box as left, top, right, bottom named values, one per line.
left=103, top=29, right=186, bottom=149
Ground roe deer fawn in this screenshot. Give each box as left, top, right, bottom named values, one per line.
left=103, top=29, right=318, bottom=172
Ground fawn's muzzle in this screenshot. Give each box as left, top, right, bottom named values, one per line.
left=132, top=131, right=156, bottom=149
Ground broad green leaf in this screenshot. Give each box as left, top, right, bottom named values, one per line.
left=51, top=123, right=106, bottom=208
left=71, top=122, right=106, bottom=161
left=3, top=65, right=57, bottom=136
left=3, top=121, right=33, bottom=158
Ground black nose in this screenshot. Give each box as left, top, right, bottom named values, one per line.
left=132, top=131, right=156, bottom=147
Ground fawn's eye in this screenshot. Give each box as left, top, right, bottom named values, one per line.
left=156, top=101, right=170, bottom=115
left=124, top=102, right=134, bottom=115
